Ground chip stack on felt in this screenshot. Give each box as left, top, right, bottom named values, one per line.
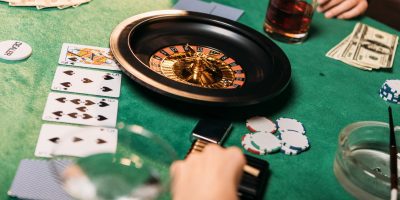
left=380, top=80, right=400, bottom=104
left=242, top=116, right=310, bottom=156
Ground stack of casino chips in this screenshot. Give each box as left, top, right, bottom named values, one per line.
left=380, top=80, right=400, bottom=104
left=242, top=116, right=310, bottom=156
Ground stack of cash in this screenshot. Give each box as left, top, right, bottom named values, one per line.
left=1, top=0, right=91, bottom=9
left=326, top=23, right=399, bottom=71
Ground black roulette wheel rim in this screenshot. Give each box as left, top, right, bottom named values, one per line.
left=110, top=10, right=291, bottom=107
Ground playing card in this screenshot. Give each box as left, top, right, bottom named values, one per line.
left=35, top=124, right=118, bottom=158
left=210, top=2, right=244, bottom=21
left=8, top=159, right=73, bottom=200
left=8, top=0, right=36, bottom=6
left=51, top=66, right=122, bottom=98
left=58, top=43, right=120, bottom=71
left=42, top=92, right=118, bottom=127
left=173, top=0, right=216, bottom=14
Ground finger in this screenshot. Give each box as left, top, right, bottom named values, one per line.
left=225, top=147, right=246, bottom=167
left=317, top=0, right=344, bottom=13
left=317, top=0, right=330, bottom=5
left=324, top=0, right=359, bottom=18
left=170, top=160, right=184, bottom=178
left=225, top=147, right=245, bottom=184
left=337, top=1, right=368, bottom=19
left=202, top=143, right=223, bottom=154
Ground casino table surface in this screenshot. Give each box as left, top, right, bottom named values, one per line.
left=0, top=0, right=399, bottom=199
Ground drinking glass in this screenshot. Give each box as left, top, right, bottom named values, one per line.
left=264, top=0, right=317, bottom=43
left=334, top=121, right=400, bottom=199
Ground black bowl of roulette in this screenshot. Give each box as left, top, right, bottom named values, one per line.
left=110, top=10, right=291, bottom=107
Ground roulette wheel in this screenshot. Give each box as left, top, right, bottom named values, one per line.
left=110, top=10, right=291, bottom=106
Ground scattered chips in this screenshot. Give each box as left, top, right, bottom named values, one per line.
left=380, top=80, right=400, bottom=104
left=0, top=40, right=32, bottom=61
left=246, top=116, right=277, bottom=133
left=242, top=116, right=310, bottom=156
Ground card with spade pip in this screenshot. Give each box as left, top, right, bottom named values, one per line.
left=42, top=92, right=118, bottom=127
left=35, top=124, right=118, bottom=158
left=51, top=66, right=121, bottom=98
left=58, top=43, right=120, bottom=71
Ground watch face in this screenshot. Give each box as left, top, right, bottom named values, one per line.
left=110, top=10, right=291, bottom=106
left=149, top=44, right=245, bottom=89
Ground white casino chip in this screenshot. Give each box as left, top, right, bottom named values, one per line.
left=279, top=131, right=309, bottom=151
left=0, top=40, right=32, bottom=61
left=276, top=117, right=305, bottom=134
left=386, top=80, right=400, bottom=94
left=241, top=133, right=265, bottom=155
left=246, top=116, right=277, bottom=133
left=251, top=132, right=281, bottom=153
left=281, top=144, right=301, bottom=155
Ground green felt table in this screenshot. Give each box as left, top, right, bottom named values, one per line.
left=0, top=0, right=399, bottom=199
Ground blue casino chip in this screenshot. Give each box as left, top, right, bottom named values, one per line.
left=379, top=80, right=400, bottom=104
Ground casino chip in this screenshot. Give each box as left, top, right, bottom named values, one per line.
left=251, top=132, right=281, bottom=153
left=281, top=144, right=301, bottom=155
left=0, top=40, right=32, bottom=61
left=380, top=80, right=400, bottom=104
left=241, top=133, right=266, bottom=155
left=276, top=117, right=305, bottom=134
left=279, top=131, right=310, bottom=152
left=246, top=116, right=277, bottom=133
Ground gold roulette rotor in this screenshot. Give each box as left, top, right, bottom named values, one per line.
left=149, top=44, right=245, bottom=89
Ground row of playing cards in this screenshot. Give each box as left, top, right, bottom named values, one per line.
left=36, top=43, right=122, bottom=159
left=8, top=43, right=122, bottom=199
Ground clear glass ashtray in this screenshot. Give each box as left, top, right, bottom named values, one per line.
left=334, top=121, right=400, bottom=199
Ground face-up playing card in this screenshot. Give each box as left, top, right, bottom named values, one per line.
left=35, top=124, right=118, bottom=158
left=58, top=43, right=120, bottom=71
left=210, top=2, right=244, bottom=21
left=8, top=159, right=73, bottom=200
left=51, top=66, right=122, bottom=98
left=173, top=0, right=216, bottom=14
left=42, top=92, right=118, bottom=127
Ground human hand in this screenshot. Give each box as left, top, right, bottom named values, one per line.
left=170, top=144, right=245, bottom=200
left=316, top=0, right=368, bottom=19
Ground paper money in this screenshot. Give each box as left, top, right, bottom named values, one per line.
left=326, top=23, right=399, bottom=71
left=5, top=0, right=91, bottom=9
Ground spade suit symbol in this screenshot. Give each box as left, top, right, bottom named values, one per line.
left=82, top=114, right=93, bottom=119
left=101, top=87, right=112, bottom=92
left=76, top=106, right=87, bottom=112
left=68, top=112, right=78, bottom=118
left=61, top=82, right=72, bottom=88
left=97, top=139, right=107, bottom=144
left=49, top=137, right=60, bottom=143
left=103, top=75, right=114, bottom=80
left=56, top=97, right=67, bottom=103
left=82, top=78, right=93, bottom=83
left=71, top=99, right=81, bottom=104
left=73, top=137, right=83, bottom=142
left=53, top=111, right=63, bottom=117
left=97, top=115, right=107, bottom=121
left=63, top=70, right=74, bottom=76
left=98, top=101, right=109, bottom=107
left=85, top=100, right=95, bottom=106
left=68, top=57, right=78, bottom=62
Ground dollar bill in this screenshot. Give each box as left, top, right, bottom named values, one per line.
left=7, top=0, right=90, bottom=9
left=326, top=23, right=399, bottom=71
